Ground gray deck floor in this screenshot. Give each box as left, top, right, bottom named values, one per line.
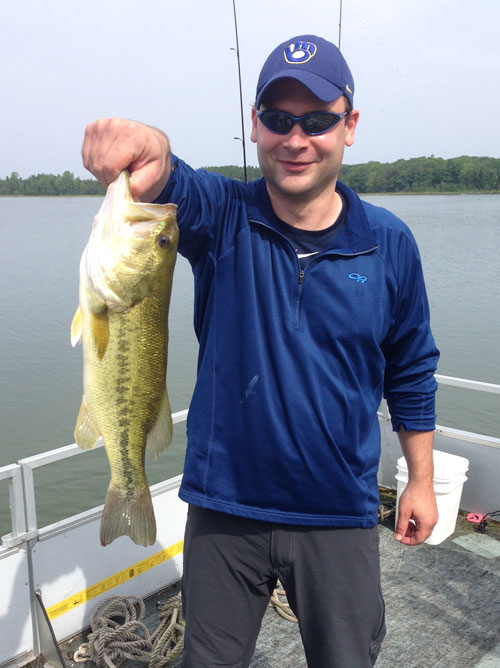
left=61, top=513, right=500, bottom=668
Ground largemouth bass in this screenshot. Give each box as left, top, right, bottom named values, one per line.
left=71, top=170, right=178, bottom=546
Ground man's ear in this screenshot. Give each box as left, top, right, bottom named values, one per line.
left=345, top=109, right=360, bottom=147
left=250, top=106, right=258, bottom=144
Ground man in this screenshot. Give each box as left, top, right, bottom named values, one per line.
left=83, top=35, right=439, bottom=668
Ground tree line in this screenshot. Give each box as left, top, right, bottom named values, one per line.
left=0, top=171, right=106, bottom=196
left=1, top=156, right=499, bottom=196
left=339, top=155, right=500, bottom=193
left=207, top=156, right=500, bottom=193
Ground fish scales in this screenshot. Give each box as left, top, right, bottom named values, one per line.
left=72, top=170, right=178, bottom=546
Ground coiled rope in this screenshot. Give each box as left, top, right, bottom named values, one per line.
left=74, top=582, right=295, bottom=666
left=73, top=593, right=184, bottom=667
left=269, top=582, right=298, bottom=623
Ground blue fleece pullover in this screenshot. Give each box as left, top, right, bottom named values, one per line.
left=157, top=157, right=439, bottom=527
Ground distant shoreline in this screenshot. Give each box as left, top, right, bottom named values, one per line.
left=2, top=190, right=500, bottom=198
left=2, top=155, right=500, bottom=196
left=360, top=190, right=500, bottom=196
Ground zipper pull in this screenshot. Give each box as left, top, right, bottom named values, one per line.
left=299, top=269, right=305, bottom=284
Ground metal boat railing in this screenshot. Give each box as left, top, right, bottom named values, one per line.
left=0, top=409, right=188, bottom=550
left=2, top=376, right=500, bottom=549
left=0, top=378, right=499, bottom=668
left=378, top=374, right=500, bottom=450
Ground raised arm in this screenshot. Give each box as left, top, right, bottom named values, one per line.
left=82, top=118, right=171, bottom=202
left=394, top=427, right=438, bottom=545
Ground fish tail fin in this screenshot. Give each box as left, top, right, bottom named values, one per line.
left=100, top=484, right=156, bottom=547
left=74, top=397, right=100, bottom=450
left=146, top=388, right=173, bottom=461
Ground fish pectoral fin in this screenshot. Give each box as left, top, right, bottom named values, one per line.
left=71, top=306, right=83, bottom=346
left=91, top=309, right=110, bottom=360
left=74, top=398, right=101, bottom=450
left=146, top=388, right=173, bottom=461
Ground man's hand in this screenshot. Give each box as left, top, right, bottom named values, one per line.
left=395, top=428, right=438, bottom=546
left=394, top=481, right=438, bottom=545
left=82, top=118, right=171, bottom=202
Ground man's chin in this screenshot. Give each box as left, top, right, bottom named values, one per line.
left=267, top=174, right=316, bottom=200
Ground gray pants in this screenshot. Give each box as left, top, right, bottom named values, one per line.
left=181, top=506, right=386, bottom=668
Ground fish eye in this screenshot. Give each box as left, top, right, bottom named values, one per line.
left=157, top=235, right=170, bottom=249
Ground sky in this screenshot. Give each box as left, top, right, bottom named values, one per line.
left=1, top=0, right=499, bottom=178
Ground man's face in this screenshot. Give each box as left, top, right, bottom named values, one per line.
left=250, top=79, right=359, bottom=205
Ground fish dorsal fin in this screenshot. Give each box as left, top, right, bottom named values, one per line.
left=92, top=309, right=110, bottom=360
left=71, top=307, right=83, bottom=346
left=74, top=397, right=101, bottom=450
left=146, top=388, right=173, bottom=461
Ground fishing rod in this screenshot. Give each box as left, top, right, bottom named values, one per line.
left=338, top=0, right=343, bottom=49
left=232, top=0, right=248, bottom=183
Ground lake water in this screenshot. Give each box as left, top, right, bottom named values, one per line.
left=1, top=193, right=499, bottom=536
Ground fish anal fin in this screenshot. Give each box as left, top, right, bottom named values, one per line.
left=100, top=485, right=156, bottom=546
left=74, top=398, right=100, bottom=450
left=91, top=309, right=109, bottom=360
left=146, top=388, right=173, bottom=461
left=71, top=307, right=83, bottom=347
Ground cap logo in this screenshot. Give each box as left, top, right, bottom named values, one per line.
left=284, top=40, right=317, bottom=64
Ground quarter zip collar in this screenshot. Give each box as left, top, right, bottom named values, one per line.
left=247, top=178, right=378, bottom=257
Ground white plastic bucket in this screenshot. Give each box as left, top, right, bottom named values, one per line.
left=395, top=450, right=469, bottom=545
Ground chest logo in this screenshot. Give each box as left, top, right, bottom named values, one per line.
left=349, top=272, right=367, bottom=283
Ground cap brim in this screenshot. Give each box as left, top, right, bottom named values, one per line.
left=256, top=70, right=345, bottom=108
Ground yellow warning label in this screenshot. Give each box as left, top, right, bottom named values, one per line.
left=46, top=539, right=184, bottom=620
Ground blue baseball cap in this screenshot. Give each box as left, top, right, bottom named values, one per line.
left=256, top=35, right=354, bottom=108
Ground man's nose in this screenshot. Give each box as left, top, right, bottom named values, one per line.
left=283, top=123, right=309, bottom=149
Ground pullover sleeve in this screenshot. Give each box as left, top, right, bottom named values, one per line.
left=380, top=226, right=439, bottom=432
left=154, top=156, right=251, bottom=341
left=154, top=156, right=235, bottom=266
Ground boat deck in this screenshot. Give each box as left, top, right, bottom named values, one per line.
left=58, top=508, right=500, bottom=668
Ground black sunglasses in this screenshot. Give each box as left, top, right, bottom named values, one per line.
left=258, top=110, right=348, bottom=136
